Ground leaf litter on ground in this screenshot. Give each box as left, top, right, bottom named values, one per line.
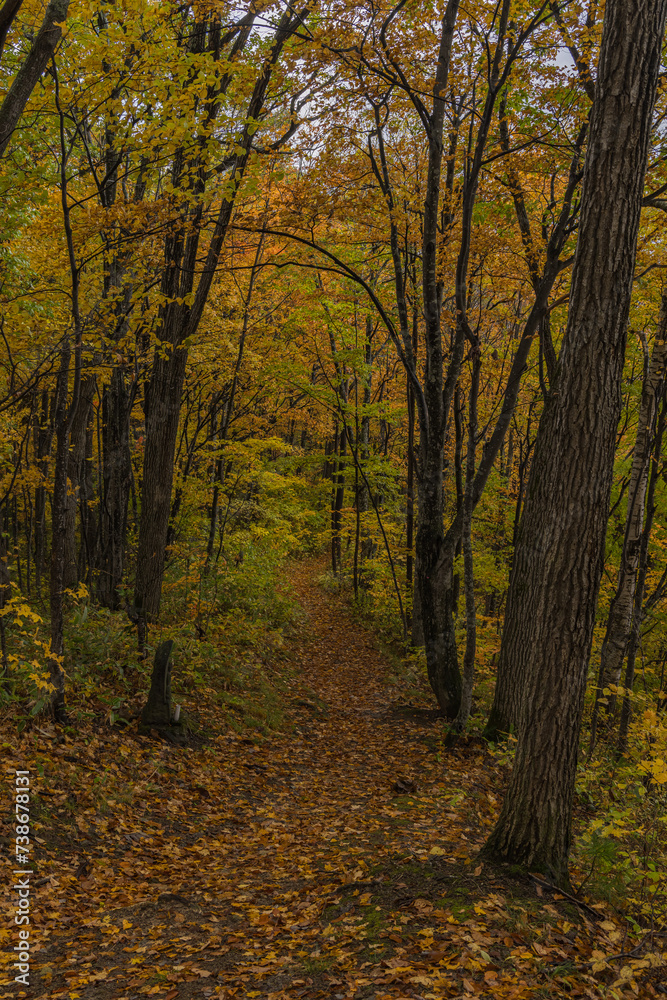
left=1, top=558, right=666, bottom=999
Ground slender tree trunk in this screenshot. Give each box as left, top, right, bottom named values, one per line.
left=17, top=491, right=26, bottom=596
left=406, top=365, right=415, bottom=617
left=415, top=0, right=562, bottom=715
left=340, top=419, right=407, bottom=635
left=504, top=427, right=513, bottom=479
left=405, top=394, right=415, bottom=543
left=485, top=410, right=536, bottom=739
left=411, top=554, right=424, bottom=646
left=452, top=384, right=464, bottom=616
left=353, top=440, right=360, bottom=600
left=33, top=389, right=53, bottom=594
left=617, top=397, right=666, bottom=755
left=63, top=373, right=95, bottom=589
left=331, top=422, right=346, bottom=576
left=416, top=0, right=461, bottom=716
left=205, top=392, right=223, bottom=566
left=79, top=402, right=96, bottom=587
left=49, top=353, right=71, bottom=720
left=98, top=364, right=132, bottom=608
left=353, top=375, right=363, bottom=600
left=359, top=323, right=374, bottom=573
left=352, top=320, right=365, bottom=599
left=0, top=502, right=9, bottom=682
left=204, top=230, right=261, bottom=568
left=406, top=296, right=418, bottom=632
left=134, top=330, right=190, bottom=620
left=595, top=305, right=667, bottom=714
left=92, top=77, right=146, bottom=607
left=454, top=353, right=480, bottom=732
left=481, top=0, right=667, bottom=884
left=417, top=463, right=461, bottom=713
left=48, top=69, right=83, bottom=722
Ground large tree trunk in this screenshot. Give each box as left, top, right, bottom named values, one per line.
left=596, top=303, right=667, bottom=709
left=481, top=0, right=667, bottom=885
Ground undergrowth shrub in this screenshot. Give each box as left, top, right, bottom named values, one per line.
left=2, top=442, right=327, bottom=735
left=574, top=737, right=667, bottom=929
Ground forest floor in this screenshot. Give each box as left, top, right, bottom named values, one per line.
left=1, top=557, right=666, bottom=999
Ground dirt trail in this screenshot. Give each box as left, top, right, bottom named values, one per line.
left=8, top=559, right=634, bottom=1000
left=287, top=558, right=396, bottom=714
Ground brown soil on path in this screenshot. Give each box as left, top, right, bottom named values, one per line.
left=2, top=558, right=653, bottom=1000
left=286, top=556, right=397, bottom=714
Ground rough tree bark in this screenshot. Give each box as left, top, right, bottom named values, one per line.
left=480, top=0, right=667, bottom=884
left=141, top=640, right=175, bottom=728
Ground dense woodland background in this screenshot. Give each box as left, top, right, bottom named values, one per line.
left=4, top=0, right=667, bottom=965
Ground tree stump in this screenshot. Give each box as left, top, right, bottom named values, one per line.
left=141, top=640, right=175, bottom=728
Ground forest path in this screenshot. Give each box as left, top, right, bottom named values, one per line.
left=286, top=556, right=398, bottom=715
left=25, top=558, right=629, bottom=1000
